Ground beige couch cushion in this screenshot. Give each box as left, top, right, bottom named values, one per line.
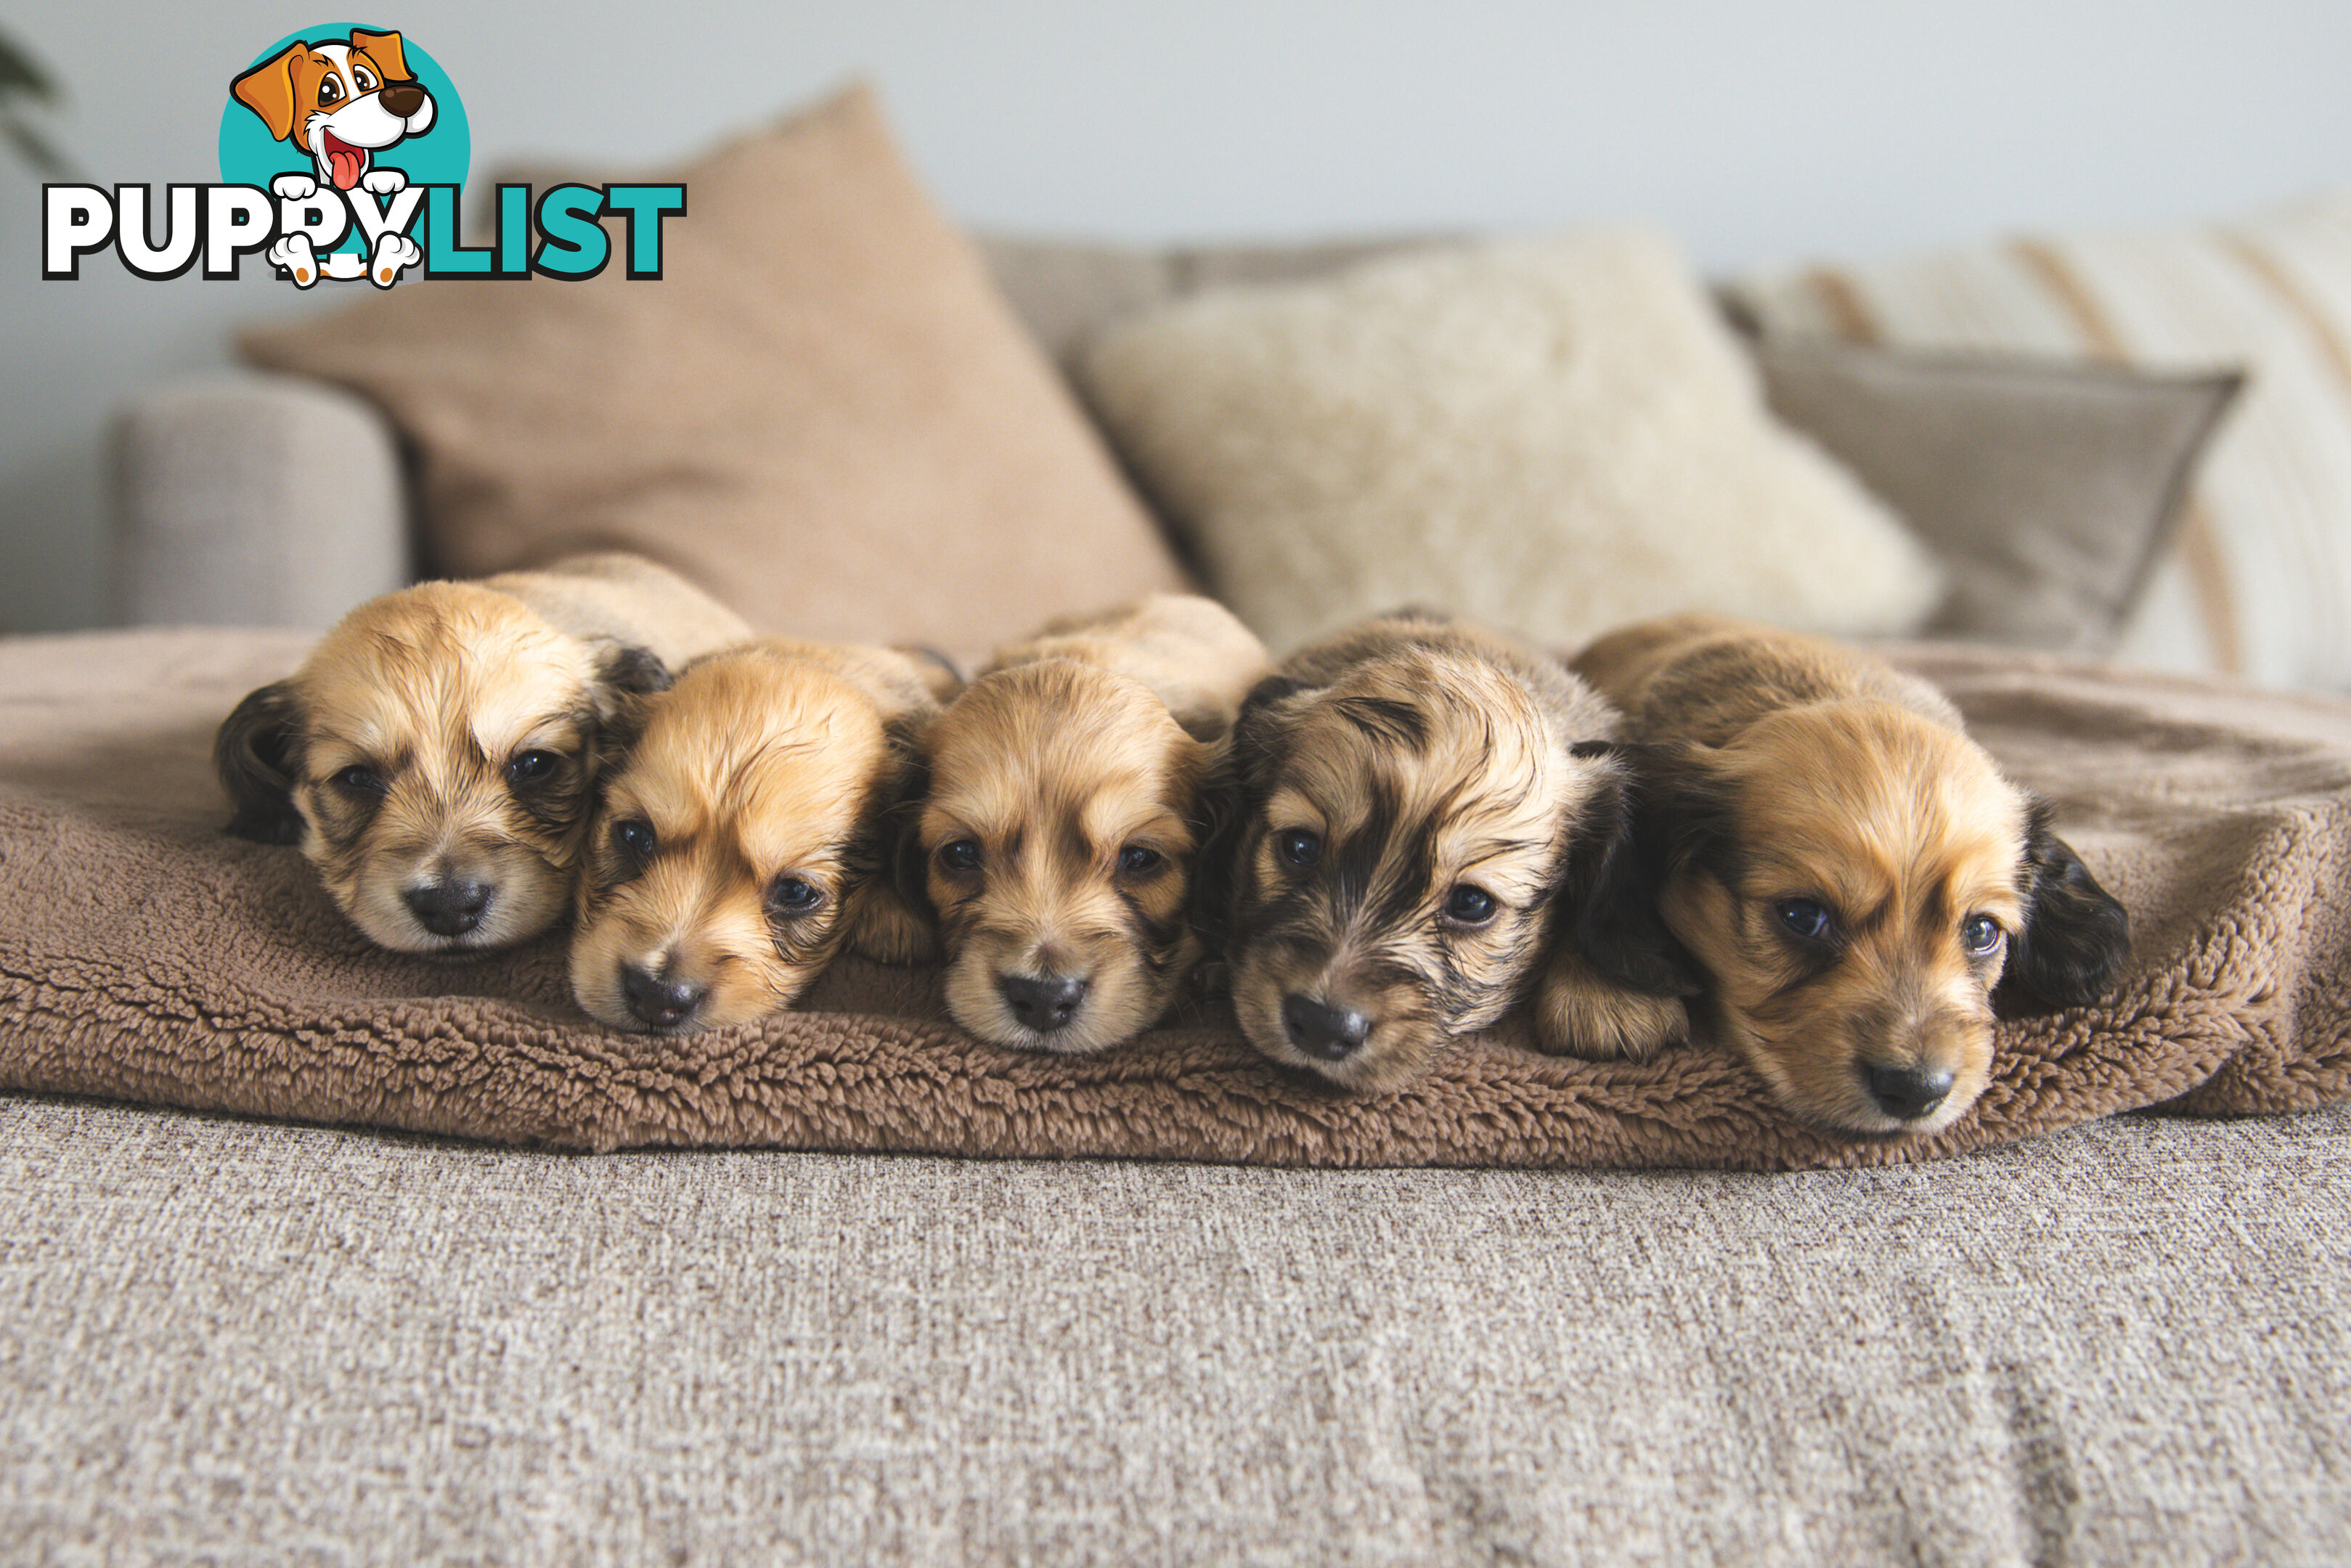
left=240, top=84, right=1186, bottom=650
left=1077, top=231, right=1945, bottom=654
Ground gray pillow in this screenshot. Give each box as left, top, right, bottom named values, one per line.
left=1748, top=338, right=2241, bottom=652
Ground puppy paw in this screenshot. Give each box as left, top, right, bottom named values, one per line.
left=366, top=232, right=423, bottom=288
left=1532, top=948, right=1688, bottom=1062
left=360, top=168, right=408, bottom=196
left=266, top=233, right=321, bottom=288
left=271, top=173, right=319, bottom=201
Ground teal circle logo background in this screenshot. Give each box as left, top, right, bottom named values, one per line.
left=218, top=24, right=470, bottom=254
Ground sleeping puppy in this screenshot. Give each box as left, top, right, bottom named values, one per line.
left=902, top=594, right=1269, bottom=1054
left=1198, top=612, right=1663, bottom=1094
left=570, top=639, right=944, bottom=1034
left=1568, top=613, right=2132, bottom=1136
left=214, top=553, right=751, bottom=954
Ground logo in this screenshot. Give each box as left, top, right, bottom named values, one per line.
left=43, top=23, right=683, bottom=288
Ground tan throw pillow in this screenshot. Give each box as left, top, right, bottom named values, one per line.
left=1748, top=339, right=2241, bottom=653
left=1077, top=231, right=1945, bottom=655
left=239, top=83, right=1185, bottom=649
left=1730, top=193, right=2351, bottom=687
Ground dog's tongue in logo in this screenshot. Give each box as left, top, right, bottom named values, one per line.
left=321, top=130, right=365, bottom=191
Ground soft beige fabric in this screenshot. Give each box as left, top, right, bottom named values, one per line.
left=1730, top=192, right=2351, bottom=687
left=1077, top=232, right=1946, bottom=654
left=2, top=627, right=2345, bottom=1167
left=4, top=1093, right=2347, bottom=1564
left=1749, top=341, right=2241, bottom=652
left=237, top=83, right=1186, bottom=650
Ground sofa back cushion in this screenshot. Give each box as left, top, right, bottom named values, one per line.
left=240, top=83, right=1186, bottom=651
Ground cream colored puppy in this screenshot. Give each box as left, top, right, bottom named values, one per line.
left=902, top=595, right=1269, bottom=1054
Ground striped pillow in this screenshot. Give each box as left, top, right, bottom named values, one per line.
left=1730, top=194, right=2351, bottom=688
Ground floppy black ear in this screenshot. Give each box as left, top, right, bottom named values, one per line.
left=1560, top=740, right=1711, bottom=998
left=213, top=679, right=308, bottom=845
left=2005, top=798, right=2132, bottom=1007
left=586, top=643, right=672, bottom=775
left=1186, top=673, right=1306, bottom=952
left=884, top=737, right=937, bottom=924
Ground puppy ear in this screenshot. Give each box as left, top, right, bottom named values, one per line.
left=1187, top=674, right=1306, bottom=951
left=587, top=643, right=671, bottom=775
left=231, top=41, right=307, bottom=144
left=2005, top=797, right=2132, bottom=1007
left=349, top=28, right=410, bottom=81
left=1560, top=740, right=1711, bottom=998
left=889, top=644, right=966, bottom=706
left=885, top=730, right=937, bottom=925
left=844, top=714, right=939, bottom=965
left=214, top=679, right=308, bottom=845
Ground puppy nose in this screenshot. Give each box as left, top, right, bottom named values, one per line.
left=1865, top=1063, right=1956, bottom=1121
left=620, top=964, right=706, bottom=1031
left=1282, top=994, right=1371, bottom=1060
left=404, top=878, right=491, bottom=937
left=999, top=973, right=1088, bottom=1034
left=378, top=81, right=425, bottom=117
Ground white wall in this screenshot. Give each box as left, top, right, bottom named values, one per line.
left=4, top=0, right=2347, bottom=632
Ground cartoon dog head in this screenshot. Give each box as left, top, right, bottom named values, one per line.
left=213, top=581, right=671, bottom=954
left=232, top=29, right=436, bottom=192
left=569, top=641, right=940, bottom=1036
left=1196, top=616, right=1633, bottom=1095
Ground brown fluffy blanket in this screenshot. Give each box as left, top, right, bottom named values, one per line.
left=2, top=628, right=2346, bottom=1168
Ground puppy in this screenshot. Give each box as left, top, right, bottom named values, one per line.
left=570, top=639, right=945, bottom=1034
left=900, top=594, right=1269, bottom=1055
left=1568, top=613, right=2132, bottom=1137
left=214, top=553, right=751, bottom=954
left=1198, top=612, right=1658, bottom=1094
left=232, top=28, right=436, bottom=285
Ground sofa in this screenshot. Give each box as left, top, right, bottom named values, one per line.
left=8, top=86, right=2351, bottom=1564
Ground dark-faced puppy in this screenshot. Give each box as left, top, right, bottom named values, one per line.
left=1568, top=613, right=2132, bottom=1137
left=570, top=639, right=942, bottom=1034
left=213, top=553, right=751, bottom=953
left=905, top=594, right=1269, bottom=1054
left=1199, top=613, right=1653, bottom=1093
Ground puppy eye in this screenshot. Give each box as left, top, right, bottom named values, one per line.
left=937, top=839, right=982, bottom=875
left=505, top=749, right=561, bottom=788
left=317, top=75, right=343, bottom=105
left=1775, top=897, right=1835, bottom=942
left=1441, top=884, right=1499, bottom=927
left=1277, top=828, right=1322, bottom=869
left=614, top=818, right=656, bottom=860
left=351, top=65, right=378, bottom=91
left=767, top=877, right=824, bottom=917
left=1962, top=914, right=2005, bottom=955
left=330, top=764, right=386, bottom=798
left=1117, top=845, right=1163, bottom=875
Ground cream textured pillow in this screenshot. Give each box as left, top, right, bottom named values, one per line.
left=1731, top=192, right=2351, bottom=688
left=240, top=83, right=1185, bottom=650
left=1077, top=231, right=1944, bottom=653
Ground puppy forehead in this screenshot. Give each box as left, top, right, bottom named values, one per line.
left=1282, top=665, right=1567, bottom=832
left=1730, top=703, right=2029, bottom=902
left=301, top=585, right=592, bottom=756
left=623, top=657, right=886, bottom=857
left=927, top=665, right=1191, bottom=830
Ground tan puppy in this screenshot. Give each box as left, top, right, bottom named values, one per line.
left=215, top=553, right=751, bottom=954
left=1197, top=612, right=1666, bottom=1094
left=1565, top=613, right=2131, bottom=1136
left=901, top=595, right=1268, bottom=1054
left=570, top=639, right=944, bottom=1034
